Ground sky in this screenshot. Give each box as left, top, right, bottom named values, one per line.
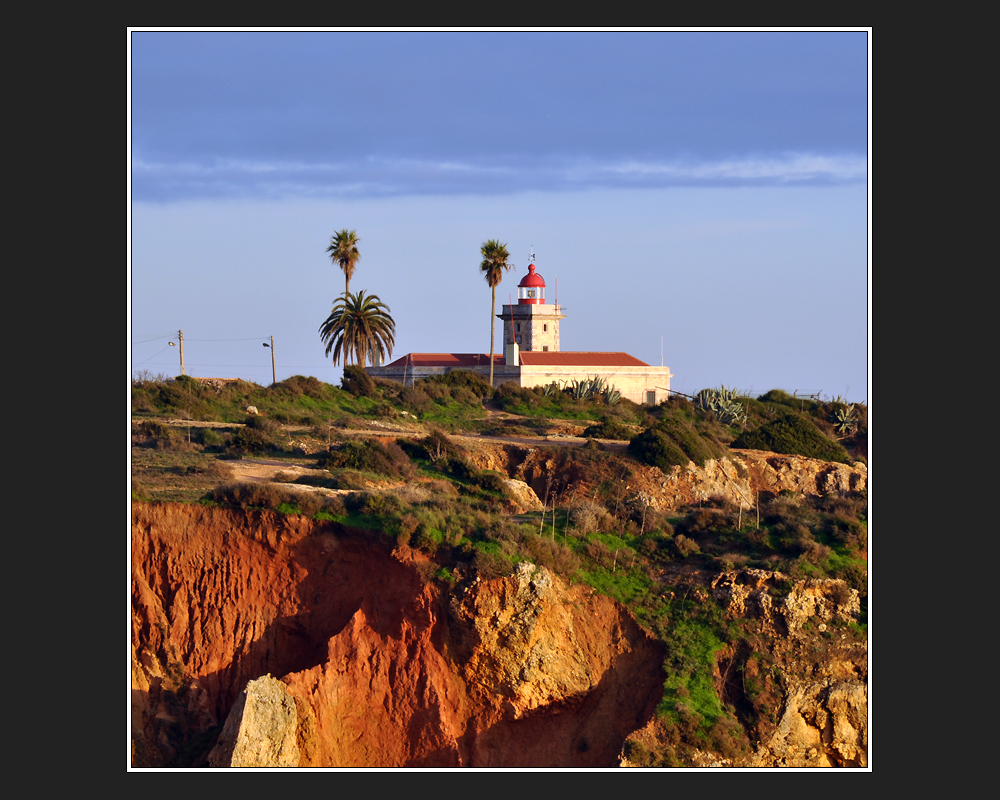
left=129, top=30, right=870, bottom=402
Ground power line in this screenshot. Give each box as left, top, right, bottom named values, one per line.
left=135, top=346, right=177, bottom=365
left=132, top=334, right=276, bottom=344
left=131, top=333, right=179, bottom=345
left=177, top=336, right=276, bottom=343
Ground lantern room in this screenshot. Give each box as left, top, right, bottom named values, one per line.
left=517, top=262, right=546, bottom=304
left=501, top=259, right=565, bottom=354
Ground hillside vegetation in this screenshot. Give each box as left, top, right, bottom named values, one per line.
left=131, top=369, right=868, bottom=766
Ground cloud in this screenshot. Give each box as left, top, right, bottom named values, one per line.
left=606, top=153, right=868, bottom=184
left=131, top=152, right=867, bottom=202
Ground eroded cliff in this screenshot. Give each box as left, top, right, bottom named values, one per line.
left=131, top=502, right=665, bottom=767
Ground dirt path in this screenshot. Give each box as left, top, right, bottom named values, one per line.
left=139, top=412, right=631, bottom=486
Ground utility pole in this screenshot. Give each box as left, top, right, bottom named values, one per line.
left=269, top=335, right=276, bottom=385
left=263, top=336, right=277, bottom=385
left=174, top=329, right=186, bottom=376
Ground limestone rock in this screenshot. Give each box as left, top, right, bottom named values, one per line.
left=752, top=680, right=868, bottom=768
left=208, top=676, right=300, bottom=767
left=711, top=568, right=860, bottom=637
left=503, top=478, right=543, bottom=512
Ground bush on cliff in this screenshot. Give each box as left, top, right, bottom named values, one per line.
left=318, top=438, right=415, bottom=479
left=228, top=415, right=283, bottom=455
left=732, top=413, right=849, bottom=463
left=582, top=418, right=634, bottom=440
left=628, top=417, right=726, bottom=472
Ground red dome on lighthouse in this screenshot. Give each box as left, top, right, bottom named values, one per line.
left=518, top=262, right=546, bottom=288
left=517, top=262, right=547, bottom=304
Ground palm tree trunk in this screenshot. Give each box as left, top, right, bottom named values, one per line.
left=489, top=286, right=496, bottom=387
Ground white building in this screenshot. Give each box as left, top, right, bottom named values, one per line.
left=367, top=259, right=673, bottom=405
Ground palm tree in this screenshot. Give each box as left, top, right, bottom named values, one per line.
left=327, top=230, right=361, bottom=295
left=319, top=290, right=395, bottom=367
left=480, top=239, right=512, bottom=387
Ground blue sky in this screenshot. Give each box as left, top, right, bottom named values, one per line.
left=130, top=30, right=869, bottom=402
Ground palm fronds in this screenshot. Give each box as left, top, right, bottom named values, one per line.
left=327, top=229, right=361, bottom=295
left=319, top=290, right=395, bottom=367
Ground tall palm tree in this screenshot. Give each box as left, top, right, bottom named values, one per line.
left=319, top=290, right=395, bottom=367
left=327, top=229, right=361, bottom=295
left=479, top=240, right=513, bottom=388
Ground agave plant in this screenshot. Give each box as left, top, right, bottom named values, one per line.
left=831, top=404, right=858, bottom=436
left=543, top=381, right=562, bottom=398
left=603, top=386, right=622, bottom=406
left=569, top=377, right=609, bottom=401
left=569, top=379, right=593, bottom=401
left=696, top=385, right=748, bottom=426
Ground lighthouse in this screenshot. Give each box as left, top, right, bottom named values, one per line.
left=499, top=258, right=566, bottom=356
left=368, top=248, right=672, bottom=403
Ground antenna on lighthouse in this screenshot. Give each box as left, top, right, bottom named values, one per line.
left=529, top=246, right=536, bottom=264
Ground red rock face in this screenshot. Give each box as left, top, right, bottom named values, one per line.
left=131, top=503, right=665, bottom=767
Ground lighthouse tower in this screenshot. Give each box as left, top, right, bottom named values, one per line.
left=499, top=258, right=566, bottom=356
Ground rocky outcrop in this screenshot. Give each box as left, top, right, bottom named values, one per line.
left=751, top=680, right=867, bottom=768
left=462, top=440, right=865, bottom=513
left=711, top=568, right=860, bottom=637
left=208, top=676, right=300, bottom=767
left=710, top=568, right=868, bottom=768
left=132, top=502, right=866, bottom=769
left=503, top=479, right=543, bottom=513
left=131, top=502, right=664, bottom=768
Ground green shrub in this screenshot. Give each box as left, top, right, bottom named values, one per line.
left=193, top=427, right=224, bottom=447
left=494, top=381, right=540, bottom=409
left=674, top=534, right=700, bottom=558
left=732, top=413, right=849, bottom=463
left=318, top=438, right=415, bottom=479
left=756, top=389, right=796, bottom=405
left=273, top=375, right=330, bottom=400
left=229, top=415, right=283, bottom=455
left=628, top=417, right=726, bottom=471
left=756, top=388, right=819, bottom=415
left=424, top=369, right=494, bottom=401
left=341, top=365, right=377, bottom=398
left=582, top=418, right=634, bottom=440
left=471, top=470, right=509, bottom=495
left=209, top=481, right=323, bottom=514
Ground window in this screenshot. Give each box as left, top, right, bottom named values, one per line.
left=543, top=324, right=548, bottom=332
left=543, top=346, right=549, bottom=351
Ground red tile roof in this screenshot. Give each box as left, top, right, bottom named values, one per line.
left=383, top=353, right=503, bottom=368
left=519, top=352, right=650, bottom=367
left=380, top=351, right=651, bottom=368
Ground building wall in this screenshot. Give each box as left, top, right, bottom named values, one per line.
left=366, top=362, right=672, bottom=404
left=517, top=365, right=673, bottom=405
left=366, top=364, right=521, bottom=387
left=499, top=304, right=565, bottom=353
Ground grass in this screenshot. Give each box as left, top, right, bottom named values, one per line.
left=576, top=564, right=650, bottom=606
left=654, top=603, right=730, bottom=728
left=130, top=448, right=237, bottom=504
left=133, top=372, right=867, bottom=767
